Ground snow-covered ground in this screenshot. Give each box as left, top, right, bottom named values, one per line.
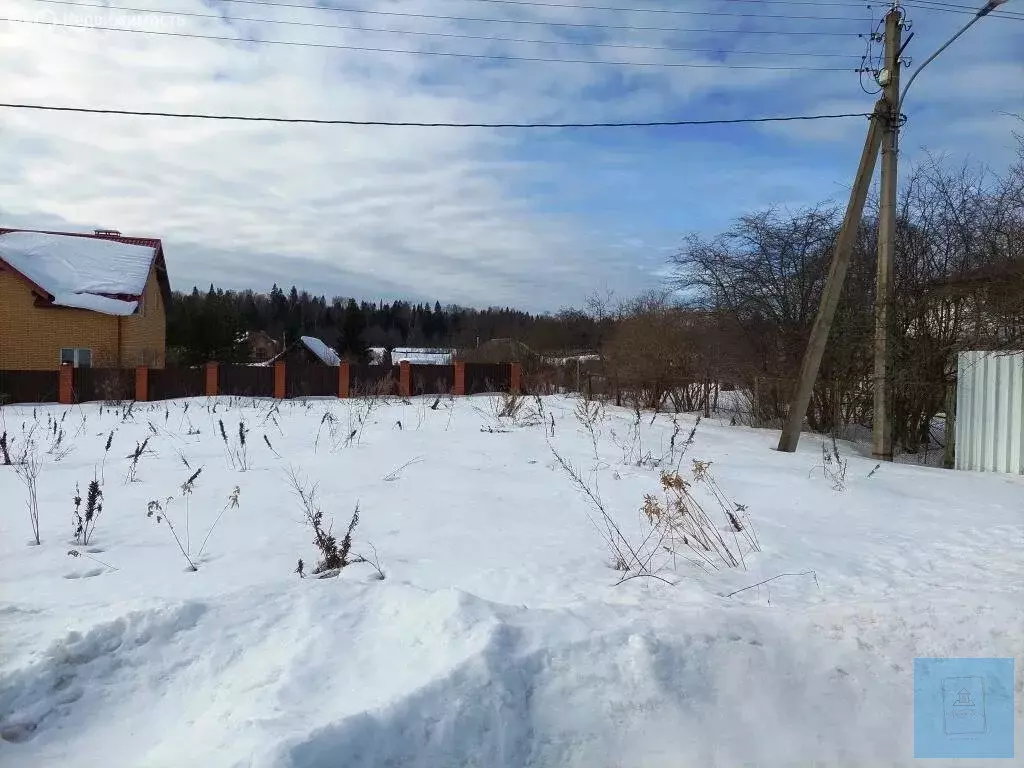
left=1, top=394, right=1020, bottom=767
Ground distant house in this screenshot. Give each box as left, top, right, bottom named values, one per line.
left=369, top=347, right=453, bottom=366
left=462, top=338, right=539, bottom=367
left=0, top=229, right=170, bottom=370
left=269, top=336, right=340, bottom=367
left=243, top=331, right=281, bottom=362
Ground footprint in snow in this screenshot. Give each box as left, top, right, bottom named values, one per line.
left=63, top=568, right=104, bottom=580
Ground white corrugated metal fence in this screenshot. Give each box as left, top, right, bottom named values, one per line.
left=955, top=350, right=1024, bottom=474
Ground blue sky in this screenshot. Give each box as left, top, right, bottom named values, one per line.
left=0, top=0, right=1020, bottom=311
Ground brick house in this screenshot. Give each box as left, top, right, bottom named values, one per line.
left=0, top=229, right=170, bottom=370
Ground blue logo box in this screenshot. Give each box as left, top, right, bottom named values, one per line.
left=914, top=657, right=1014, bottom=759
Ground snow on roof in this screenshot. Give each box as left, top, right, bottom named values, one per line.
left=50, top=292, right=139, bottom=316
left=300, top=336, right=341, bottom=366
left=544, top=354, right=600, bottom=365
left=369, top=347, right=453, bottom=365
left=0, top=230, right=155, bottom=300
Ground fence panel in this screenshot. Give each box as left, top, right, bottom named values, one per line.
left=148, top=367, right=205, bottom=401
left=350, top=364, right=399, bottom=396
left=73, top=367, right=134, bottom=403
left=287, top=364, right=338, bottom=398
left=0, top=370, right=60, bottom=404
left=410, top=364, right=454, bottom=396
left=956, top=351, right=1024, bottom=474
left=465, top=363, right=510, bottom=394
left=220, top=364, right=275, bottom=398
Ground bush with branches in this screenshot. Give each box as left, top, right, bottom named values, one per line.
left=287, top=468, right=384, bottom=579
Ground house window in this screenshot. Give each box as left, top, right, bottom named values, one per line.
left=60, top=348, right=92, bottom=368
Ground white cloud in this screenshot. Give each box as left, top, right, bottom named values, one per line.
left=0, top=0, right=1018, bottom=310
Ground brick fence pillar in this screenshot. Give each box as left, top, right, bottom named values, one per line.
left=58, top=363, right=74, bottom=405
left=205, top=362, right=219, bottom=396
left=135, top=366, right=149, bottom=402
left=453, top=361, right=466, bottom=396
left=338, top=361, right=351, bottom=398
left=399, top=360, right=411, bottom=398
left=274, top=360, right=287, bottom=399
left=510, top=362, right=522, bottom=394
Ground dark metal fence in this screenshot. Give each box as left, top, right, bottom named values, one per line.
left=1, top=361, right=518, bottom=404
left=410, top=364, right=454, bottom=396
left=220, top=364, right=275, bottom=397
left=73, top=368, right=134, bottom=403
left=0, top=370, right=60, bottom=404
left=287, top=364, right=338, bottom=398
left=465, top=362, right=510, bottom=394
left=350, top=364, right=399, bottom=396
left=148, top=367, right=205, bottom=401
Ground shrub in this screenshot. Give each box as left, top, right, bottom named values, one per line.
left=574, top=397, right=605, bottom=460
left=72, top=479, right=103, bottom=546
left=812, top=434, right=848, bottom=491
left=15, top=431, right=42, bottom=545
left=643, top=469, right=750, bottom=572
left=124, top=437, right=151, bottom=483
left=551, top=446, right=669, bottom=584
left=100, top=430, right=114, bottom=483
left=147, top=470, right=240, bottom=572
left=217, top=419, right=251, bottom=470
left=287, top=468, right=381, bottom=578
left=553, top=448, right=759, bottom=583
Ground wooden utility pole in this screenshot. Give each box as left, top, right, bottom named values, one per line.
left=872, top=6, right=903, bottom=461
left=776, top=99, right=886, bottom=452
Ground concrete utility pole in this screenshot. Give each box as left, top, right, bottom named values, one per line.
left=778, top=0, right=1011, bottom=455
left=872, top=5, right=903, bottom=461
left=777, top=102, right=886, bottom=452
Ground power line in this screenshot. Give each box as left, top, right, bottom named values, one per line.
left=0, top=18, right=863, bottom=69
left=160, top=0, right=873, bottom=23
left=103, top=0, right=870, bottom=35
left=461, top=0, right=1024, bottom=15
left=454, top=0, right=876, bottom=9
left=22, top=0, right=866, bottom=59
left=903, top=0, right=1024, bottom=19
left=0, top=102, right=873, bottom=127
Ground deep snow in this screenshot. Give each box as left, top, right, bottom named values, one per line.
left=0, top=394, right=1020, bottom=767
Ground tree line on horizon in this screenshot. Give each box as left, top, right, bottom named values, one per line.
left=166, top=284, right=605, bottom=365
left=167, top=141, right=1022, bottom=461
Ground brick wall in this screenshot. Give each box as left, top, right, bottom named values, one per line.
left=0, top=264, right=166, bottom=370
left=120, top=268, right=167, bottom=368
left=0, top=269, right=119, bottom=369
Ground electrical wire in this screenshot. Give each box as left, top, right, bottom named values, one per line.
left=444, top=0, right=881, bottom=11
left=0, top=17, right=865, bottom=69
left=82, top=0, right=870, bottom=35
left=859, top=11, right=885, bottom=94
left=903, top=0, right=1024, bottom=19
left=166, top=2, right=874, bottom=23
left=17, top=0, right=869, bottom=58
left=0, top=102, right=873, bottom=127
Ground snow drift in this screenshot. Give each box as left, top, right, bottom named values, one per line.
left=0, top=395, right=1020, bottom=767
